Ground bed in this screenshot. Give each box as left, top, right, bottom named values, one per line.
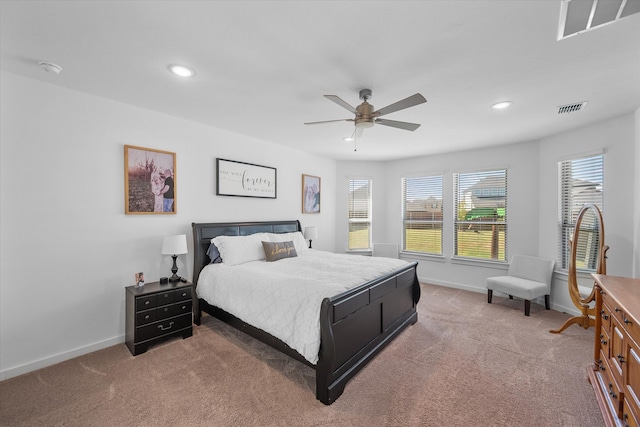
left=191, top=220, right=421, bottom=405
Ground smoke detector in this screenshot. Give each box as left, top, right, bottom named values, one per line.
left=39, top=62, right=62, bottom=74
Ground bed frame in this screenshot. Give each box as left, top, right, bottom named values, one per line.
left=191, top=220, right=421, bottom=405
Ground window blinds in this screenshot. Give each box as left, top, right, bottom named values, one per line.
left=348, top=179, right=371, bottom=250
left=558, top=154, right=603, bottom=269
left=402, top=176, right=443, bottom=255
left=453, top=169, right=508, bottom=261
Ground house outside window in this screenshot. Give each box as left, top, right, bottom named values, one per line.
left=348, top=178, right=372, bottom=250
left=558, top=154, right=603, bottom=270
left=402, top=175, right=443, bottom=255
left=454, top=169, right=507, bottom=261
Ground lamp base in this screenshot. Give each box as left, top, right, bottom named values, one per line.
left=168, top=275, right=181, bottom=283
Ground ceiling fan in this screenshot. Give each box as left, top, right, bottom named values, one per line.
left=304, top=89, right=427, bottom=137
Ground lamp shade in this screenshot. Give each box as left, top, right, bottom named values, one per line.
left=303, top=226, right=318, bottom=240
left=161, top=234, right=188, bottom=255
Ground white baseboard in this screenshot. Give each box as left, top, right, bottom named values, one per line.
left=0, top=335, right=125, bottom=381
left=418, top=276, right=582, bottom=317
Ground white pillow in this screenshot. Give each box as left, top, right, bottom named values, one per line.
left=267, top=231, right=308, bottom=253
left=211, top=233, right=270, bottom=266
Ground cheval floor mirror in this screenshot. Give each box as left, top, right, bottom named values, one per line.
left=550, top=204, right=609, bottom=334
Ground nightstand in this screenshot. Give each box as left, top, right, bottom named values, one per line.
left=125, top=281, right=194, bottom=356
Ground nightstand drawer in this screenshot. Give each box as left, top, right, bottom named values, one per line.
left=136, top=313, right=191, bottom=343
left=137, top=308, right=157, bottom=325
left=175, top=287, right=192, bottom=302
left=136, top=294, right=157, bottom=310
left=156, top=290, right=175, bottom=305
left=156, top=300, right=193, bottom=320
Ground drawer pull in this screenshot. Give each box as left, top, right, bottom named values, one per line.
left=181, top=292, right=188, bottom=297
left=608, top=383, right=617, bottom=399
left=145, top=300, right=150, bottom=305
left=157, top=322, right=174, bottom=331
left=624, top=317, right=632, bottom=325
left=597, top=359, right=606, bottom=371
left=600, top=310, right=609, bottom=320
left=617, top=354, right=626, bottom=364
left=615, top=307, right=621, bottom=312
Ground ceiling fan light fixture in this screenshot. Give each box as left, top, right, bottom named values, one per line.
left=168, top=64, right=194, bottom=78
left=355, top=120, right=374, bottom=129
left=492, top=101, right=512, bottom=110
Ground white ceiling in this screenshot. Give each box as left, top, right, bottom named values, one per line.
left=1, top=1, right=639, bottom=161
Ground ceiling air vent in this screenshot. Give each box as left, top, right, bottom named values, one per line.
left=558, top=101, right=588, bottom=114
left=558, top=0, right=640, bottom=40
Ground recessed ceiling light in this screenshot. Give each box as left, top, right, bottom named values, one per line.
left=168, top=65, right=194, bottom=78
left=492, top=101, right=512, bottom=110
left=39, top=61, right=62, bottom=74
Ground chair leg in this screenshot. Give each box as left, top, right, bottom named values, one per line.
left=524, top=300, right=531, bottom=316
left=545, top=295, right=550, bottom=310
left=487, top=289, right=493, bottom=303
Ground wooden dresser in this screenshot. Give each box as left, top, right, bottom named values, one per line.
left=590, top=274, right=640, bottom=427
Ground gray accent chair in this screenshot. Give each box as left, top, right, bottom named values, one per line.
left=486, top=255, right=555, bottom=316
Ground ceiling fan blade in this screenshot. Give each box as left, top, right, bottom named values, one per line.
left=375, top=118, right=421, bottom=131
left=304, top=118, right=354, bottom=125
left=372, top=93, right=426, bottom=117
left=324, top=95, right=358, bottom=114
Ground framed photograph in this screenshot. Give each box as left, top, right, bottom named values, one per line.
left=302, top=174, right=321, bottom=213
left=124, top=145, right=176, bottom=214
left=216, top=158, right=277, bottom=198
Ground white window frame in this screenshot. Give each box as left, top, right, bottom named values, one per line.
left=347, top=178, right=372, bottom=251
left=558, top=154, right=604, bottom=270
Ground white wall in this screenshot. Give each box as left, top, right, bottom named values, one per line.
left=538, top=113, right=637, bottom=312
left=0, top=71, right=336, bottom=379
left=334, top=160, right=387, bottom=253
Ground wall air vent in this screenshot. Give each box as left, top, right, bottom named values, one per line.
left=558, top=0, right=640, bottom=40
left=558, top=101, right=588, bottom=114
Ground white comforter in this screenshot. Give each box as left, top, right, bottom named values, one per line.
left=196, top=250, right=410, bottom=364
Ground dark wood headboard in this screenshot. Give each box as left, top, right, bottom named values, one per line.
left=191, top=220, right=301, bottom=285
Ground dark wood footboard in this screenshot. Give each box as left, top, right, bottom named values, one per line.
left=316, top=262, right=420, bottom=404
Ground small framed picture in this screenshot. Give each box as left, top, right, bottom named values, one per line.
left=302, top=174, right=320, bottom=213
left=135, top=272, right=145, bottom=287
left=124, top=145, right=177, bottom=214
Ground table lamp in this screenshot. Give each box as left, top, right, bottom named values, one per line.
left=162, top=234, right=188, bottom=282
left=304, top=226, right=318, bottom=249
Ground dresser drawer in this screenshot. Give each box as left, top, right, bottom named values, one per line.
left=136, top=313, right=191, bottom=343
left=603, top=292, right=640, bottom=345
left=624, top=398, right=640, bottom=427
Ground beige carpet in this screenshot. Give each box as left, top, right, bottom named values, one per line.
left=0, top=284, right=603, bottom=426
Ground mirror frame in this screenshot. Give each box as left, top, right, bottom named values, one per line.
left=550, top=203, right=608, bottom=334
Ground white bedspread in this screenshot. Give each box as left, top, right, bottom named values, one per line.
left=196, top=250, right=410, bottom=364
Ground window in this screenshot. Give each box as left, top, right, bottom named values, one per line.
left=402, top=176, right=443, bottom=255
left=558, top=154, right=603, bottom=270
left=454, top=169, right=507, bottom=261
left=348, top=179, right=371, bottom=250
